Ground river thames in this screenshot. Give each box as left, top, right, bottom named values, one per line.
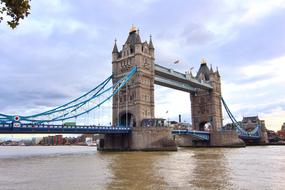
left=0, top=146, right=284, bottom=190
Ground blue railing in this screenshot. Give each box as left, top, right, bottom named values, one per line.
left=0, top=123, right=131, bottom=134
left=172, top=129, right=210, bottom=141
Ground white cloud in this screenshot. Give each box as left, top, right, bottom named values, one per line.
left=110, top=0, right=159, bottom=12
left=206, top=0, right=285, bottom=45
left=260, top=107, right=285, bottom=131
left=238, top=0, right=285, bottom=24
left=222, top=55, right=285, bottom=129
left=32, top=0, right=72, bottom=15
left=240, top=56, right=285, bottom=79
left=155, top=86, right=191, bottom=122
left=224, top=56, right=285, bottom=98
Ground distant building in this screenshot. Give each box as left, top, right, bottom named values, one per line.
left=242, top=116, right=265, bottom=131
left=55, top=135, right=63, bottom=145
left=281, top=123, right=285, bottom=131
left=277, top=130, right=285, bottom=141
left=223, top=122, right=239, bottom=130
left=32, top=137, right=43, bottom=145
left=40, top=135, right=63, bottom=145
left=267, top=130, right=279, bottom=142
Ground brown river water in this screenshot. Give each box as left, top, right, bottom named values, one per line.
left=0, top=146, right=284, bottom=190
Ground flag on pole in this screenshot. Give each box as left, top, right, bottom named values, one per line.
left=174, top=60, right=180, bottom=64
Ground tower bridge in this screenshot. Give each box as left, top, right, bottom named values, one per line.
left=0, top=26, right=265, bottom=150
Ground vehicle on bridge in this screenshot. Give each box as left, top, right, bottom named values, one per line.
left=141, top=118, right=166, bottom=127
left=63, top=122, right=76, bottom=126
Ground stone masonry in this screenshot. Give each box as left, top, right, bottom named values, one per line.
left=191, top=60, right=223, bottom=131
left=112, top=26, right=155, bottom=128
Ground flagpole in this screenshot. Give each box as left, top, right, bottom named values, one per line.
left=166, top=110, right=169, bottom=127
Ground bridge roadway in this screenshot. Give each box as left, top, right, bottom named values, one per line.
left=0, top=123, right=131, bottom=134
left=172, top=129, right=210, bottom=141
left=0, top=123, right=210, bottom=141
left=238, top=134, right=261, bottom=140
left=154, top=64, right=213, bottom=93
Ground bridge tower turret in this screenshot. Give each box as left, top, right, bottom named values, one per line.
left=112, top=26, right=155, bottom=127
left=191, top=59, right=223, bottom=131
left=112, top=39, right=119, bottom=61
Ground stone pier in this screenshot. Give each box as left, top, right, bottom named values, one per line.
left=209, top=131, right=245, bottom=147
left=175, top=131, right=245, bottom=147
left=98, top=127, right=177, bottom=151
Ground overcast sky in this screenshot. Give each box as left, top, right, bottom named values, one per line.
left=0, top=0, right=285, bottom=134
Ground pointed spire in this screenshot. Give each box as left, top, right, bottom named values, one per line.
left=112, top=39, right=118, bottom=53
left=189, top=70, right=193, bottom=78
left=135, top=33, right=141, bottom=44
left=149, top=34, right=154, bottom=49
left=210, top=64, right=213, bottom=73
left=216, top=66, right=220, bottom=77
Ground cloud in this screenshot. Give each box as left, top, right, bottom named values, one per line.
left=260, top=107, right=285, bottom=131
left=182, top=23, right=215, bottom=46
left=110, top=0, right=159, bottom=12
left=155, top=85, right=191, bottom=123
left=235, top=0, right=285, bottom=24
left=222, top=55, right=285, bottom=129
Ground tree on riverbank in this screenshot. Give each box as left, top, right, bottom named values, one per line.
left=0, top=0, right=31, bottom=29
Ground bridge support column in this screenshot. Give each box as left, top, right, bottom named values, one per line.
left=209, top=131, right=245, bottom=147
left=175, top=135, right=194, bottom=147
left=98, top=127, right=177, bottom=151
left=191, top=61, right=223, bottom=131
left=97, top=134, right=130, bottom=151
left=174, top=131, right=245, bottom=147
left=103, top=27, right=176, bottom=151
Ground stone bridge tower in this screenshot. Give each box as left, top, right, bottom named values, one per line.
left=112, top=26, right=155, bottom=127
left=190, top=59, right=223, bottom=131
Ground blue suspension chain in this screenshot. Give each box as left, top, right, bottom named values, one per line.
left=0, top=66, right=137, bottom=124
left=221, top=97, right=260, bottom=137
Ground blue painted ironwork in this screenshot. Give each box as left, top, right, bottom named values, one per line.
left=0, top=123, right=131, bottom=134
left=0, top=66, right=137, bottom=124
left=221, top=97, right=261, bottom=140
left=172, top=129, right=210, bottom=141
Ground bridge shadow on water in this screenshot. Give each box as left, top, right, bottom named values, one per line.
left=102, top=148, right=236, bottom=189
left=154, top=148, right=235, bottom=189
left=103, top=151, right=168, bottom=189
left=187, top=148, right=234, bottom=189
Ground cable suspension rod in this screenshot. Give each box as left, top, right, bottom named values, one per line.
left=22, top=75, right=113, bottom=118
left=19, top=67, right=137, bottom=123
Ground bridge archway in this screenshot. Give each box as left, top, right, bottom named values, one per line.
left=199, top=121, right=207, bottom=131
left=199, top=121, right=212, bottom=131
left=119, top=112, right=136, bottom=127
